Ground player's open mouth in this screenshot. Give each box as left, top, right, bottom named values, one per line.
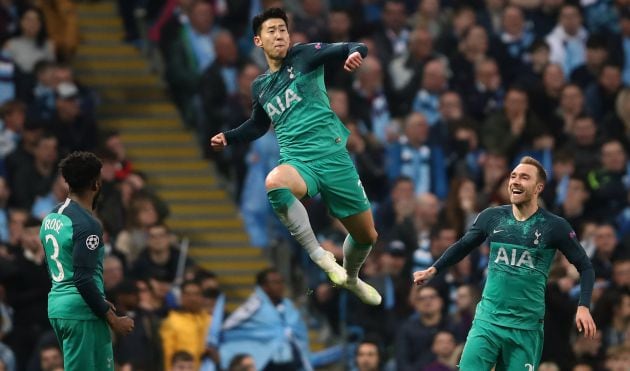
left=511, top=189, right=523, bottom=195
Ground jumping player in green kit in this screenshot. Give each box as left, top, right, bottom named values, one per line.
left=40, top=152, right=134, bottom=370
left=414, top=156, right=597, bottom=370
left=210, top=7, right=381, bottom=305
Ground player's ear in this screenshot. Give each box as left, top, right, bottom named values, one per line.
left=253, top=35, right=263, bottom=48
left=536, top=182, right=544, bottom=193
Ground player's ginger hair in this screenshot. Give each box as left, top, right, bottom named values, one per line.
left=519, top=156, right=547, bottom=183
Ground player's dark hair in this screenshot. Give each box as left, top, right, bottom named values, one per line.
left=252, top=7, right=288, bottom=36
left=519, top=156, right=547, bottom=183
left=171, top=350, right=194, bottom=365
left=59, top=151, right=102, bottom=193
left=256, top=267, right=279, bottom=286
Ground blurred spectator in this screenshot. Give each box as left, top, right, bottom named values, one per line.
left=0, top=100, right=25, bottom=160
left=386, top=113, right=448, bottom=199
left=4, top=118, right=41, bottom=190
left=164, top=0, right=217, bottom=128
left=25, top=61, right=56, bottom=121
left=219, top=268, right=311, bottom=371
left=354, top=338, right=382, bottom=371
left=387, top=28, right=443, bottom=116
left=393, top=192, right=441, bottom=263
left=591, top=223, right=620, bottom=280
left=422, top=330, right=460, bottom=371
left=411, top=59, right=448, bottom=126
left=2, top=217, right=49, bottom=370
left=374, top=175, right=414, bottom=236
left=477, top=152, right=509, bottom=207
left=614, top=7, right=630, bottom=86
left=53, top=62, right=96, bottom=120
left=373, top=0, right=410, bottom=64
left=9, top=132, right=57, bottom=210
left=435, top=6, right=476, bottom=59
left=604, top=344, right=630, bottom=371
left=292, top=0, right=327, bottom=41
left=170, top=350, right=195, bottom=371
left=239, top=129, right=280, bottom=248
left=538, top=361, right=560, bottom=371
left=112, top=280, right=164, bottom=371
left=450, top=283, right=480, bottom=337
left=585, top=63, right=623, bottom=122
left=482, top=86, right=545, bottom=160
left=132, top=223, right=193, bottom=282
left=409, top=0, right=450, bottom=38
left=553, top=175, right=590, bottom=232
left=101, top=130, right=133, bottom=181
left=440, top=177, right=480, bottom=237
left=0, top=178, right=8, bottom=243
left=570, top=34, right=609, bottom=89
left=227, top=354, right=256, bottom=371
left=199, top=30, right=246, bottom=154
left=30, top=173, right=67, bottom=220
left=348, top=56, right=391, bottom=142
left=412, top=225, right=457, bottom=274
left=116, top=191, right=164, bottom=265
left=572, top=330, right=604, bottom=368
left=476, top=0, right=504, bottom=36
left=37, top=343, right=62, bottom=371
left=587, top=139, right=628, bottom=219
left=603, top=87, right=630, bottom=150
left=546, top=4, right=588, bottom=77
left=48, top=81, right=98, bottom=156
left=34, top=0, right=78, bottom=61
left=103, top=254, right=124, bottom=298
left=346, top=121, right=388, bottom=204
left=2, top=7, right=54, bottom=77
left=529, top=63, right=564, bottom=132
left=5, top=208, right=26, bottom=252
left=461, top=57, right=504, bottom=122
left=497, top=5, right=535, bottom=67
left=561, top=115, right=600, bottom=177
left=543, top=263, right=580, bottom=369
left=160, top=280, right=211, bottom=370
left=450, top=25, right=490, bottom=95
left=395, top=285, right=458, bottom=371
left=553, top=84, right=586, bottom=142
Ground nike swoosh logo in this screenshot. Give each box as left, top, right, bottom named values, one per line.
left=493, top=229, right=503, bottom=234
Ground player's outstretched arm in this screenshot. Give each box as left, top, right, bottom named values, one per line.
left=576, top=305, right=597, bottom=338
left=302, top=42, right=368, bottom=71
left=212, top=95, right=271, bottom=151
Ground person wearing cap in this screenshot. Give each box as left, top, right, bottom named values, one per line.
left=48, top=81, right=97, bottom=156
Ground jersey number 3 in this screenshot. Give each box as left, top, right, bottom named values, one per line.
left=45, top=234, right=65, bottom=282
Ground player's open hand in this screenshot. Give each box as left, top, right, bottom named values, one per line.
left=575, top=306, right=596, bottom=338
left=210, top=133, right=227, bottom=151
left=344, top=52, right=363, bottom=72
left=413, top=267, right=437, bottom=286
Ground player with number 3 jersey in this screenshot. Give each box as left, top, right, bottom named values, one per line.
left=40, top=152, right=133, bottom=371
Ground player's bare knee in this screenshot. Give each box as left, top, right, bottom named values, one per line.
left=265, top=174, right=287, bottom=191
left=353, top=229, right=378, bottom=245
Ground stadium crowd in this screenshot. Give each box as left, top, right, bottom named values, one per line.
left=0, top=0, right=629, bottom=370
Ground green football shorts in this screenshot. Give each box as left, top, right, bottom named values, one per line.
left=50, top=317, right=113, bottom=371
left=458, top=319, right=544, bottom=371
left=281, top=150, right=371, bottom=219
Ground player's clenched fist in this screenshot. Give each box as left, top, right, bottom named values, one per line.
left=344, top=51, right=363, bottom=72
left=107, top=310, right=135, bottom=335
left=210, top=133, right=228, bottom=151
left=413, top=267, right=437, bottom=286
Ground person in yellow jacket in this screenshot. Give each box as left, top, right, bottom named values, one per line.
left=35, top=0, right=79, bottom=61
left=160, top=280, right=212, bottom=371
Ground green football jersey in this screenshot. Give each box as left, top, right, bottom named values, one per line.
left=434, top=205, right=593, bottom=330
left=40, top=198, right=105, bottom=320
left=225, top=42, right=367, bottom=162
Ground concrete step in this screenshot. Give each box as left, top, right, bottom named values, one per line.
left=100, top=102, right=178, bottom=116
left=121, top=132, right=194, bottom=144
left=188, top=247, right=262, bottom=258
left=100, top=118, right=180, bottom=131
left=199, top=260, right=269, bottom=272
left=167, top=218, right=243, bottom=229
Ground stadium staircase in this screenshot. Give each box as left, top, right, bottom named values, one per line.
left=73, top=2, right=268, bottom=313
